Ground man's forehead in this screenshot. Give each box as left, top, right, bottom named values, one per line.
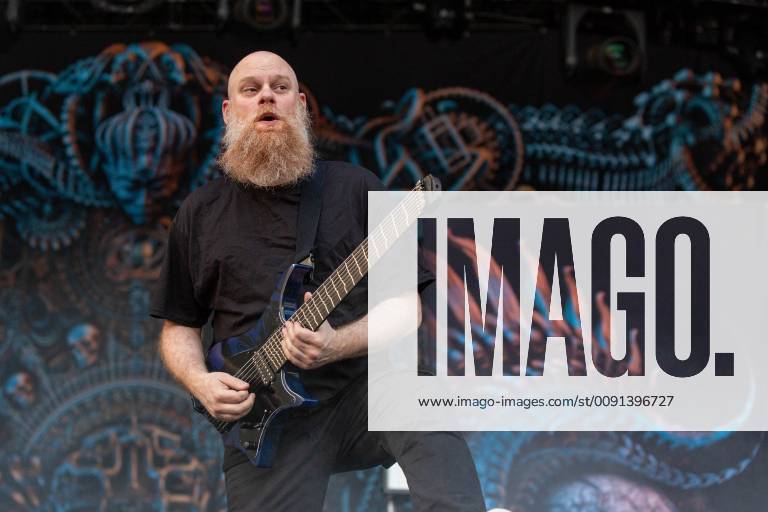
left=230, top=52, right=298, bottom=85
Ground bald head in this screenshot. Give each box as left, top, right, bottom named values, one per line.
left=222, top=50, right=306, bottom=128
left=227, top=51, right=300, bottom=99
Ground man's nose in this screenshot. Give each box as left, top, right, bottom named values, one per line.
left=258, top=87, right=275, bottom=104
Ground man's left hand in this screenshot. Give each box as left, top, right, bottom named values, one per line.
left=281, top=292, right=341, bottom=369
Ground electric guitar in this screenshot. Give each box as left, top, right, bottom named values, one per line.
left=193, top=175, right=440, bottom=468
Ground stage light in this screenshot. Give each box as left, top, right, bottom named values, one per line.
left=1, top=0, right=225, bottom=31
left=721, top=12, right=768, bottom=78
left=586, top=35, right=642, bottom=77
left=234, top=0, right=290, bottom=30
left=564, top=3, right=646, bottom=79
left=217, top=0, right=229, bottom=23
left=90, top=0, right=164, bottom=15
left=413, top=0, right=472, bottom=39
left=5, top=0, right=20, bottom=28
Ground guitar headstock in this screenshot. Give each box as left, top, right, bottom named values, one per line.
left=419, top=174, right=442, bottom=192
left=397, top=175, right=442, bottom=221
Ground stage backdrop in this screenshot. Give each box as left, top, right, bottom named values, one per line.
left=1, top=34, right=766, bottom=511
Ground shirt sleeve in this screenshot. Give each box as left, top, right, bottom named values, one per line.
left=149, top=210, right=210, bottom=327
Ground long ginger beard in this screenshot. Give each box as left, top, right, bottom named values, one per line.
left=218, top=102, right=315, bottom=188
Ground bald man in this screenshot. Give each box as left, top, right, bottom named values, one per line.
left=151, top=51, right=485, bottom=511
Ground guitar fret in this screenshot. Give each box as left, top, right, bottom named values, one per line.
left=271, top=336, right=285, bottom=366
left=297, top=306, right=308, bottom=327
left=262, top=352, right=272, bottom=379
left=303, top=310, right=313, bottom=325
left=329, top=276, right=342, bottom=301
left=302, top=306, right=317, bottom=327
left=312, top=289, right=326, bottom=315
left=370, top=237, right=380, bottom=260
left=352, top=251, right=362, bottom=275
left=252, top=351, right=272, bottom=385
left=390, top=215, right=400, bottom=238
left=401, top=203, right=410, bottom=227
left=310, top=302, right=323, bottom=329
left=318, top=295, right=330, bottom=316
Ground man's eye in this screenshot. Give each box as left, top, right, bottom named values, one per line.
left=275, top=84, right=288, bottom=91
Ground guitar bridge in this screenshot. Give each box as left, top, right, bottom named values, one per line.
left=238, top=423, right=264, bottom=451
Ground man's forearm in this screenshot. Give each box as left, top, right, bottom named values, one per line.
left=159, top=320, right=256, bottom=420
left=158, top=320, right=208, bottom=396
left=334, top=315, right=368, bottom=359
left=335, top=294, right=422, bottom=360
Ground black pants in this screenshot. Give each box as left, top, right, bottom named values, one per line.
left=224, top=378, right=486, bottom=511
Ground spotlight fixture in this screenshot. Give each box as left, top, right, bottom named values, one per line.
left=90, top=0, right=164, bottom=15
left=586, top=35, right=642, bottom=77
left=413, top=0, right=472, bottom=39
left=234, top=0, right=290, bottom=30
left=5, top=0, right=20, bottom=28
left=564, top=4, right=646, bottom=79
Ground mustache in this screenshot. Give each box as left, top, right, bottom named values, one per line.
left=250, top=107, right=282, bottom=123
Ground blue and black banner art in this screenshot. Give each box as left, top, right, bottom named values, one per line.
left=0, top=42, right=766, bottom=511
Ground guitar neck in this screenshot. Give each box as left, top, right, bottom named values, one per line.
left=255, top=181, right=429, bottom=374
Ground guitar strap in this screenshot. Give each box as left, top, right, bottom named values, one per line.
left=294, top=160, right=326, bottom=264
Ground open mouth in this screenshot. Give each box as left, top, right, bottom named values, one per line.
left=257, top=112, right=280, bottom=123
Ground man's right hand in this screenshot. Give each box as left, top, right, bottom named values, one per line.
left=193, top=372, right=256, bottom=422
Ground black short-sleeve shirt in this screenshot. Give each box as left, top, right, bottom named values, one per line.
left=150, top=160, right=401, bottom=398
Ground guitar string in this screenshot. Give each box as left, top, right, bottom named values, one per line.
left=209, top=186, right=429, bottom=430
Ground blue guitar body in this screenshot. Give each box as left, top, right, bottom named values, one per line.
left=194, top=262, right=319, bottom=468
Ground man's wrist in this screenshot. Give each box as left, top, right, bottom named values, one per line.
left=185, top=370, right=211, bottom=398
left=333, top=322, right=367, bottom=360
left=329, top=325, right=349, bottom=362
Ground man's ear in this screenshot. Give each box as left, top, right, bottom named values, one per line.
left=222, top=98, right=230, bottom=125
left=299, top=92, right=307, bottom=107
